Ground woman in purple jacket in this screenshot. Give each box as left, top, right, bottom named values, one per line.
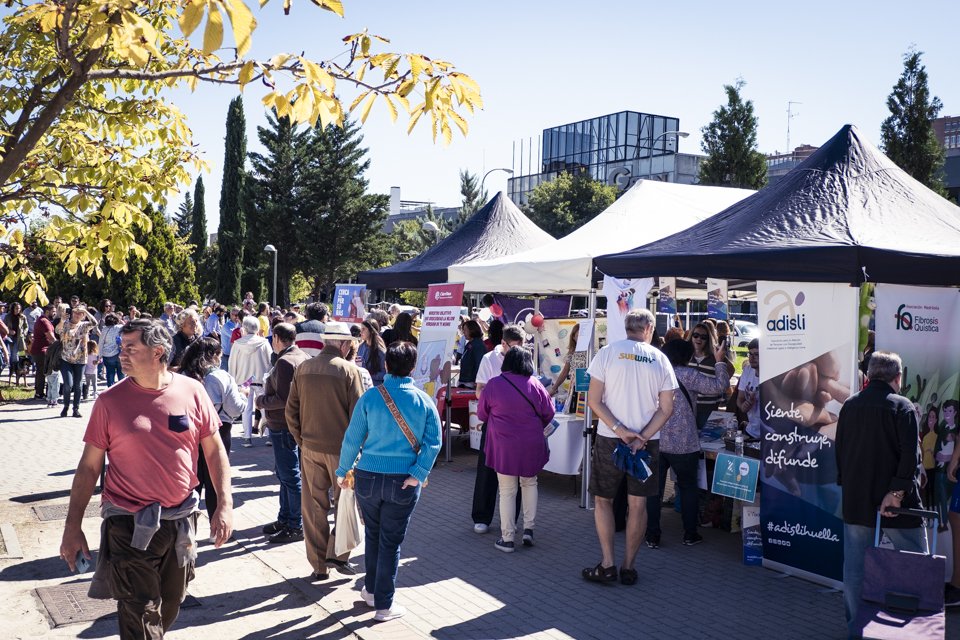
left=478, top=347, right=554, bottom=553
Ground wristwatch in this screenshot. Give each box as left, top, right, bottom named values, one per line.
left=611, top=420, right=623, bottom=433
left=889, top=490, right=905, bottom=500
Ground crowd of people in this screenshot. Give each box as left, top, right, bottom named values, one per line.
left=6, top=290, right=946, bottom=638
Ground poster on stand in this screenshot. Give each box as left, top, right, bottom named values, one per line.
left=415, top=283, right=465, bottom=400
left=875, top=284, right=960, bottom=524
left=538, top=317, right=606, bottom=399
left=758, top=281, right=857, bottom=587
left=657, top=277, right=677, bottom=315
left=706, top=278, right=728, bottom=320
left=332, top=284, right=367, bottom=323
left=603, top=276, right=654, bottom=343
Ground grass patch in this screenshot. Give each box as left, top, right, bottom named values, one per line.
left=0, top=380, right=37, bottom=402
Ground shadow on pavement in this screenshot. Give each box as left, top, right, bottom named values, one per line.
left=0, top=555, right=81, bottom=582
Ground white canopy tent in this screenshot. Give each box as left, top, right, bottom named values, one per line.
left=448, top=180, right=754, bottom=295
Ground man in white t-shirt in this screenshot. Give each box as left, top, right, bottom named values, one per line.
left=583, top=308, right=676, bottom=586
left=470, top=324, right=525, bottom=534
left=736, top=338, right=762, bottom=438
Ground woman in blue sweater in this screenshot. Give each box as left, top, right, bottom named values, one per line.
left=337, top=341, right=442, bottom=622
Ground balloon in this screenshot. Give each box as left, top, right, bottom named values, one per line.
left=531, top=313, right=544, bottom=328
left=489, top=303, right=503, bottom=317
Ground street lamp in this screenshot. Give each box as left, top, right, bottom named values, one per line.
left=421, top=220, right=441, bottom=246
left=480, top=167, right=514, bottom=196
left=263, top=244, right=277, bottom=308
left=651, top=130, right=689, bottom=152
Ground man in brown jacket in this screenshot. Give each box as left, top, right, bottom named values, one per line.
left=256, top=323, right=309, bottom=544
left=286, top=321, right=366, bottom=580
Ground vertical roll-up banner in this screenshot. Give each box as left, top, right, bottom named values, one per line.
left=758, top=282, right=857, bottom=587
left=875, top=284, right=960, bottom=525
left=706, top=278, right=728, bottom=320
left=603, top=276, right=654, bottom=343
left=416, top=283, right=465, bottom=400
left=657, top=277, right=677, bottom=315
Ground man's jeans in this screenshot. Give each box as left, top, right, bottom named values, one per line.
left=843, top=522, right=927, bottom=634
left=268, top=430, right=302, bottom=529
left=102, top=354, right=124, bottom=387
left=354, top=470, right=421, bottom=611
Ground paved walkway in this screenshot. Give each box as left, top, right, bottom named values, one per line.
left=0, top=392, right=954, bottom=639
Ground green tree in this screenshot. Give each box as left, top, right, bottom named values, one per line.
left=246, top=111, right=310, bottom=306
left=523, top=172, right=617, bottom=237
left=172, top=191, right=193, bottom=239
left=34, top=205, right=198, bottom=313
left=298, top=120, right=389, bottom=298
left=698, top=80, right=767, bottom=189
left=187, top=177, right=207, bottom=265
left=458, top=169, right=486, bottom=226
left=880, top=49, right=947, bottom=196
left=217, top=97, right=247, bottom=303
left=0, top=0, right=482, bottom=303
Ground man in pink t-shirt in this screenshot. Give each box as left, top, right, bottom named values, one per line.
left=59, top=319, right=233, bottom=639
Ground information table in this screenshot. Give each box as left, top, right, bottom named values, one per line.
left=543, top=414, right=584, bottom=476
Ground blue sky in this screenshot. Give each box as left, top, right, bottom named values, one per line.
left=169, top=0, right=960, bottom=234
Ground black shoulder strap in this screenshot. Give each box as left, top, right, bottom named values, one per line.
left=677, top=380, right=694, bottom=411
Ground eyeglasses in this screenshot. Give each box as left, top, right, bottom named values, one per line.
left=691, top=333, right=708, bottom=340
left=748, top=351, right=759, bottom=358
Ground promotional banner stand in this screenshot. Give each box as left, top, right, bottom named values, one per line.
left=580, top=287, right=597, bottom=509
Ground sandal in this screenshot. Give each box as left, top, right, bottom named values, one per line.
left=581, top=563, right=618, bottom=583
left=619, top=567, right=638, bottom=586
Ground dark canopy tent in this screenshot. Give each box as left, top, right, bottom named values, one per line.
left=359, top=192, right=554, bottom=290
left=594, top=125, right=960, bottom=286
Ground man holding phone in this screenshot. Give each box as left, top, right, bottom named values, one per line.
left=59, top=319, right=232, bottom=639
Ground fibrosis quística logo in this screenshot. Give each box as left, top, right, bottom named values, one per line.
left=895, top=304, right=912, bottom=330
left=895, top=303, right=939, bottom=333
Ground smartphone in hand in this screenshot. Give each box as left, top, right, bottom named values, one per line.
left=75, top=550, right=90, bottom=573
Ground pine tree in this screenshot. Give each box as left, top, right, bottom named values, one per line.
left=698, top=80, right=767, bottom=189
left=173, top=191, right=193, bottom=238
left=880, top=48, right=947, bottom=196
left=457, top=169, right=486, bottom=226
left=216, top=96, right=247, bottom=304
left=187, top=177, right=207, bottom=265
left=246, top=111, right=309, bottom=306
left=297, top=120, right=388, bottom=298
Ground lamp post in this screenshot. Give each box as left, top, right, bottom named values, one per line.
left=649, top=131, right=689, bottom=182
left=480, top=167, right=514, bottom=197
left=263, top=244, right=277, bottom=308
left=421, top=220, right=441, bottom=246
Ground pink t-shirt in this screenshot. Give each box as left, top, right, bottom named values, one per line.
left=84, top=374, right=218, bottom=511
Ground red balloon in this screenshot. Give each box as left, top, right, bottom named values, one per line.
left=531, top=313, right=544, bottom=328
left=489, top=303, right=503, bottom=317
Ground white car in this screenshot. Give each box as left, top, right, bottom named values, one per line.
left=733, top=320, right=760, bottom=347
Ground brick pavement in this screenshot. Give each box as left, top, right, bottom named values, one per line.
left=1, top=392, right=957, bottom=639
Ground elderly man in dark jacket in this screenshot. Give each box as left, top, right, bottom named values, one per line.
left=256, top=322, right=309, bottom=543
left=836, top=350, right=926, bottom=634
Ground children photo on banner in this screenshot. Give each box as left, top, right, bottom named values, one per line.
left=416, top=283, right=465, bottom=399
left=875, top=284, right=960, bottom=526
left=333, top=284, right=367, bottom=323
left=706, top=278, right=728, bottom=320
left=603, top=276, right=654, bottom=344
left=758, top=281, right=857, bottom=586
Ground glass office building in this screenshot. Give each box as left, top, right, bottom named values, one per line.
left=508, top=111, right=697, bottom=204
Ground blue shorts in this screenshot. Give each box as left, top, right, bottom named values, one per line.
left=950, top=479, right=960, bottom=514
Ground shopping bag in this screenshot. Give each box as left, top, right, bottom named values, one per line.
left=854, top=508, right=945, bottom=640
left=334, top=487, right=364, bottom=556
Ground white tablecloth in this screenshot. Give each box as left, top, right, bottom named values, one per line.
left=543, top=414, right=584, bottom=476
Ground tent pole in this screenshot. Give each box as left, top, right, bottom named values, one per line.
left=533, top=296, right=541, bottom=376
left=581, top=287, right=597, bottom=509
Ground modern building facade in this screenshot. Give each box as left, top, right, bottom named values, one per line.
left=932, top=115, right=960, bottom=202
left=507, top=111, right=702, bottom=205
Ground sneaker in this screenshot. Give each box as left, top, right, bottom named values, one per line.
left=522, top=529, right=534, bottom=547
left=360, top=587, right=375, bottom=607
left=72, top=410, right=82, bottom=418
left=473, top=523, right=489, bottom=534
left=265, top=439, right=272, bottom=447
left=945, top=583, right=960, bottom=607
left=268, top=526, right=304, bottom=544
left=682, top=532, right=704, bottom=546
left=645, top=534, right=660, bottom=549
left=374, top=604, right=406, bottom=622
left=494, top=538, right=515, bottom=553
left=60, top=408, right=68, bottom=418
left=262, top=520, right=283, bottom=535
left=242, top=438, right=253, bottom=448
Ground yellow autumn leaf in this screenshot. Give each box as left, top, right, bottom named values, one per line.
left=382, top=94, right=397, bottom=123
left=179, top=0, right=206, bottom=37
left=203, top=3, right=224, bottom=54
left=225, top=0, right=256, bottom=58
left=238, top=60, right=255, bottom=88
left=358, top=92, right=376, bottom=123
